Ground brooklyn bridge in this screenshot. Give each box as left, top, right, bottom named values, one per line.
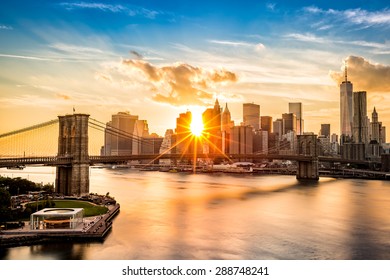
left=0, top=114, right=379, bottom=196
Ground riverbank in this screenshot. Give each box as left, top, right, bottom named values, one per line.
left=0, top=203, right=120, bottom=248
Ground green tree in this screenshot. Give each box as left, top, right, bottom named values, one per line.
left=0, top=176, right=37, bottom=195
left=0, top=187, right=11, bottom=222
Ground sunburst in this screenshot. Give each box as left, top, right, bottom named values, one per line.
left=190, top=110, right=204, bottom=137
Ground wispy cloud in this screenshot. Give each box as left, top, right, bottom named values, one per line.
left=0, top=53, right=59, bottom=61
left=303, top=6, right=390, bottom=26
left=283, top=32, right=390, bottom=54
left=208, top=39, right=266, bottom=51
left=60, top=2, right=160, bottom=19
left=0, top=25, right=13, bottom=30
left=50, top=43, right=104, bottom=54
left=60, top=2, right=125, bottom=12
left=283, top=33, right=328, bottom=43
left=266, top=2, right=276, bottom=11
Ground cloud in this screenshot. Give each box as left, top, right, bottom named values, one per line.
left=94, top=72, right=112, bottom=83
left=50, top=43, right=104, bottom=54
left=123, top=59, right=161, bottom=82
left=60, top=2, right=126, bottom=12
left=283, top=33, right=327, bottom=43
left=208, top=39, right=266, bottom=51
left=266, top=3, right=276, bottom=11
left=60, top=2, right=160, bottom=19
left=303, top=6, right=390, bottom=27
left=56, top=93, right=71, bottom=100
left=0, top=53, right=59, bottom=61
left=329, top=56, right=390, bottom=92
left=121, top=59, right=238, bottom=106
left=130, top=50, right=143, bottom=59
left=0, top=25, right=13, bottom=30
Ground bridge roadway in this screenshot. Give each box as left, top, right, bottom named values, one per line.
left=0, top=154, right=378, bottom=168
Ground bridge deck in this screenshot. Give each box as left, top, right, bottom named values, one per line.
left=0, top=154, right=379, bottom=168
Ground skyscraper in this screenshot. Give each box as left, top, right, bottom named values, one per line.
left=176, top=111, right=192, bottom=154
left=104, top=111, right=138, bottom=156
left=371, top=107, right=386, bottom=145
left=221, top=103, right=234, bottom=153
left=159, top=129, right=175, bottom=165
left=243, top=103, right=260, bottom=130
left=320, top=124, right=330, bottom=138
left=288, top=102, right=303, bottom=134
left=352, top=91, right=369, bottom=144
left=261, top=116, right=273, bottom=134
left=282, top=113, right=296, bottom=135
left=340, top=64, right=353, bottom=139
left=273, top=118, right=284, bottom=140
left=221, top=103, right=234, bottom=134
left=230, top=125, right=253, bottom=157
left=132, top=120, right=150, bottom=155
left=203, top=99, right=222, bottom=154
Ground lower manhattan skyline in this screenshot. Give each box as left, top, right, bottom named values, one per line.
left=0, top=1, right=390, bottom=140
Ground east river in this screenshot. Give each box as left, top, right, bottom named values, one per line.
left=1, top=166, right=390, bottom=260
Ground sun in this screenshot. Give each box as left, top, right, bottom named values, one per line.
left=190, top=110, right=204, bottom=137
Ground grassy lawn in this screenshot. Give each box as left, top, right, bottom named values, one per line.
left=53, top=200, right=108, bottom=216
left=27, top=200, right=108, bottom=217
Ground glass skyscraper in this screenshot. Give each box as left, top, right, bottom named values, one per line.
left=340, top=66, right=353, bottom=138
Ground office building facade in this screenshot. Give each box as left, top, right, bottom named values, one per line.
left=289, top=102, right=303, bottom=135
left=243, top=103, right=260, bottom=131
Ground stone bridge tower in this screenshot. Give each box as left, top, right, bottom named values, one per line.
left=55, top=114, right=90, bottom=196
left=297, top=134, right=319, bottom=180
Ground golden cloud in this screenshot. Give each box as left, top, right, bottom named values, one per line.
left=330, top=56, right=390, bottom=92
left=122, top=59, right=238, bottom=106
left=56, top=93, right=71, bottom=100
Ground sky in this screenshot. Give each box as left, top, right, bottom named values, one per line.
left=1, top=0, right=390, bottom=139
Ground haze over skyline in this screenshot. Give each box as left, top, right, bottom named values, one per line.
left=1, top=0, right=389, bottom=138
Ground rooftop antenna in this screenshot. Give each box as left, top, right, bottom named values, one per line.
left=344, top=59, right=348, bottom=83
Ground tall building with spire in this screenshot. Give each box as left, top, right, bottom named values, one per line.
left=340, top=62, right=353, bottom=141
left=368, top=107, right=384, bottom=160
left=221, top=103, right=234, bottom=133
left=221, top=103, right=234, bottom=153
left=370, top=107, right=386, bottom=147
left=370, top=107, right=381, bottom=143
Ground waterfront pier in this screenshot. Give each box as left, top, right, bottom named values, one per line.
left=0, top=203, right=120, bottom=248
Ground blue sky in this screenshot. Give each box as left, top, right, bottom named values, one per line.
left=1, top=0, right=390, bottom=137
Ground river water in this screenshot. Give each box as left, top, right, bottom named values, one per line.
left=1, top=166, right=390, bottom=260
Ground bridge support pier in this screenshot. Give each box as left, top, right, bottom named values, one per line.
left=297, top=159, right=319, bottom=180
left=296, top=135, right=319, bottom=181
left=55, top=114, right=90, bottom=196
